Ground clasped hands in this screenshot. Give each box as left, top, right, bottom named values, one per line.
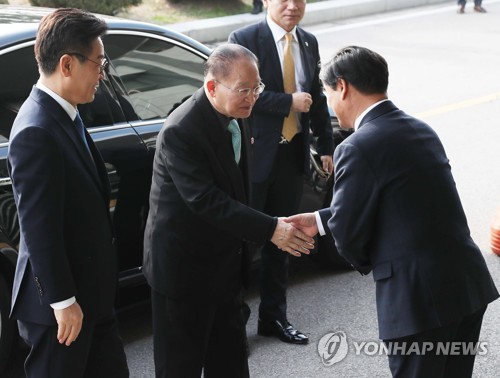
left=271, top=217, right=315, bottom=257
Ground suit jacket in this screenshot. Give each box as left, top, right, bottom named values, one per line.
left=7, top=87, right=117, bottom=325
left=143, top=88, right=277, bottom=303
left=229, top=20, right=334, bottom=183
left=319, top=101, right=498, bottom=340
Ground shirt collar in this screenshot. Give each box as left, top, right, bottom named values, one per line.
left=36, top=80, right=78, bottom=121
left=266, top=16, right=298, bottom=44
left=354, top=99, right=389, bottom=131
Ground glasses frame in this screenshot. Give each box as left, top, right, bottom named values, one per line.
left=215, top=80, right=265, bottom=97
left=65, top=52, right=109, bottom=74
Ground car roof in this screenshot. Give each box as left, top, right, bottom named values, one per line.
left=0, top=5, right=211, bottom=55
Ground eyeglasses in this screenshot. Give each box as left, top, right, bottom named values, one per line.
left=215, top=80, right=265, bottom=97
left=65, top=52, right=108, bottom=74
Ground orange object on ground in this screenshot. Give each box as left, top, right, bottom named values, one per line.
left=490, top=207, right=500, bottom=256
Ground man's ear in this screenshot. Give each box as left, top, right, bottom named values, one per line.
left=338, top=78, right=349, bottom=100
left=60, top=54, right=73, bottom=77
left=206, top=79, right=216, bottom=97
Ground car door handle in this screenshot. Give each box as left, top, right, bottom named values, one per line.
left=0, top=177, right=12, bottom=187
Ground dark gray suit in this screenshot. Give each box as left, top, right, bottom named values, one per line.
left=7, top=87, right=128, bottom=377
left=229, top=20, right=333, bottom=183
left=319, top=100, right=498, bottom=377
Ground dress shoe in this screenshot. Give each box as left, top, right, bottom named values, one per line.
left=473, top=6, right=487, bottom=13
left=257, top=319, right=309, bottom=344
left=250, top=4, right=263, bottom=15
left=457, top=5, right=465, bottom=13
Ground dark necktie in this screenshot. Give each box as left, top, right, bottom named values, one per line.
left=74, top=113, right=91, bottom=153
left=228, top=119, right=241, bottom=164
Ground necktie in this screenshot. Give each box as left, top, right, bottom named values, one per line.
left=74, top=113, right=91, bottom=153
left=282, top=33, right=298, bottom=142
left=228, top=119, right=241, bottom=164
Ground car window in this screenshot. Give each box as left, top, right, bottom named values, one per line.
left=0, top=43, right=128, bottom=140
left=0, top=44, right=38, bottom=143
left=103, top=34, right=205, bottom=121
left=78, top=78, right=128, bottom=128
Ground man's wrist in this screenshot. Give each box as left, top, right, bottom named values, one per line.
left=315, top=211, right=326, bottom=236
left=50, top=296, right=76, bottom=310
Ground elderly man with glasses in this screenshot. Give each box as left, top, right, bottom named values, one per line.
left=143, top=43, right=314, bottom=378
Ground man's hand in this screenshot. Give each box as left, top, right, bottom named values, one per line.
left=321, top=155, right=333, bottom=175
left=284, top=212, right=319, bottom=237
left=271, top=218, right=314, bottom=257
left=54, top=301, right=83, bottom=346
left=292, top=92, right=313, bottom=113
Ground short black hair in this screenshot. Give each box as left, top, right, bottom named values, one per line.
left=35, top=8, right=107, bottom=75
left=320, top=46, right=389, bottom=95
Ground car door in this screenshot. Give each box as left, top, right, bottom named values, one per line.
left=0, top=38, right=152, bottom=289
left=100, top=30, right=208, bottom=288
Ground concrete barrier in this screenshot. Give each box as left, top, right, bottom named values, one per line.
left=169, top=0, right=450, bottom=43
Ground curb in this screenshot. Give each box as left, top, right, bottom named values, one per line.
left=169, top=0, right=450, bottom=43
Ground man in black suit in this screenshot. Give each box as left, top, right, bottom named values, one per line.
left=229, top=0, right=334, bottom=345
left=7, top=8, right=129, bottom=378
left=142, top=44, right=314, bottom=378
left=287, top=46, right=499, bottom=377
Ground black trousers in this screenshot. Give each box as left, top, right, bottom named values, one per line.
left=458, top=0, right=482, bottom=6
left=151, top=289, right=249, bottom=378
left=384, top=306, right=487, bottom=378
left=18, top=311, right=129, bottom=378
left=251, top=134, right=304, bottom=323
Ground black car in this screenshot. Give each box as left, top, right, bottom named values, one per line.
left=0, top=5, right=348, bottom=372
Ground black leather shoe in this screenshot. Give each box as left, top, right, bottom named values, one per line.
left=250, top=4, right=263, bottom=15
left=257, top=319, right=309, bottom=344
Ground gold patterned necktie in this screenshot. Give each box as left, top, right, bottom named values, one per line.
left=282, top=32, right=298, bottom=142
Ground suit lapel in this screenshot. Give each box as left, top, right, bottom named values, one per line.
left=195, top=90, right=247, bottom=203
left=239, top=118, right=252, bottom=200
left=84, top=130, right=111, bottom=202
left=296, top=28, right=314, bottom=90
left=32, top=88, right=108, bottom=199
left=259, top=21, right=284, bottom=92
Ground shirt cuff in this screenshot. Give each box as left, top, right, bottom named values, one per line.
left=315, top=211, right=326, bottom=236
left=50, top=296, right=76, bottom=310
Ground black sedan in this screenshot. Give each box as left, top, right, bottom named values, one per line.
left=0, top=5, right=348, bottom=373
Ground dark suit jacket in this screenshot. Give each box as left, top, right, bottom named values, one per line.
left=7, top=87, right=117, bottom=325
left=143, top=88, right=277, bottom=303
left=229, top=20, right=334, bottom=183
left=319, top=101, right=498, bottom=340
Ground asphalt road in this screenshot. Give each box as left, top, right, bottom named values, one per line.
left=123, top=3, right=500, bottom=377
left=5, top=1, right=500, bottom=377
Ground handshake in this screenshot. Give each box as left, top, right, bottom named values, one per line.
left=271, top=212, right=319, bottom=257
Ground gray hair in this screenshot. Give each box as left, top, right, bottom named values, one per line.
left=204, top=43, right=259, bottom=78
